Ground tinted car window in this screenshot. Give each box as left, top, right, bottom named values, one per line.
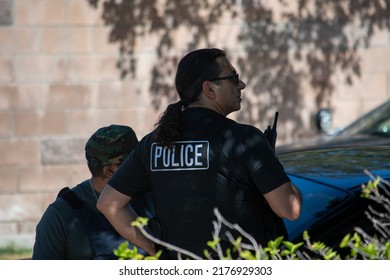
left=337, top=100, right=390, bottom=136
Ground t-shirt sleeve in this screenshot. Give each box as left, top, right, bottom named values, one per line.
left=239, top=125, right=290, bottom=194
left=108, top=136, right=152, bottom=197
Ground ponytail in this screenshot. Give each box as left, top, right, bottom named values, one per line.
left=154, top=101, right=183, bottom=147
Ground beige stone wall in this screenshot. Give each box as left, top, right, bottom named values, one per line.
left=0, top=0, right=163, bottom=248
left=0, top=0, right=389, bottom=250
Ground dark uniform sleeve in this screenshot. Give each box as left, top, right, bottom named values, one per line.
left=239, top=125, right=290, bottom=194
left=108, top=134, right=152, bottom=197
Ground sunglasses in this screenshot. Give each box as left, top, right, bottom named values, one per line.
left=209, top=73, right=239, bottom=85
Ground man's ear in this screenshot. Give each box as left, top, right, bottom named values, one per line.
left=202, top=81, right=217, bottom=99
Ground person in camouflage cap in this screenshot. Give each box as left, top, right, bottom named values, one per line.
left=33, top=124, right=154, bottom=260
left=85, top=125, right=139, bottom=176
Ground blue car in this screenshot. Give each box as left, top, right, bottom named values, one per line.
left=280, top=146, right=390, bottom=247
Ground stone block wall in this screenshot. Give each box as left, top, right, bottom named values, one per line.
left=0, top=0, right=163, bottom=249
left=0, top=0, right=389, bottom=251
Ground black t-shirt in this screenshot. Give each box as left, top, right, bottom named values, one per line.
left=109, top=107, right=290, bottom=258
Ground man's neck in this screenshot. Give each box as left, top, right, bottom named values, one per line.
left=187, top=100, right=226, bottom=116
left=90, top=176, right=108, bottom=194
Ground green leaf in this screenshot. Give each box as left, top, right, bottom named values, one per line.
left=303, top=231, right=310, bottom=240
left=340, top=234, right=351, bottom=248
left=131, top=216, right=149, bottom=227
left=240, top=250, right=256, bottom=260
left=282, top=241, right=303, bottom=253
left=144, top=250, right=162, bottom=260
left=267, top=236, right=284, bottom=249
left=207, top=238, right=221, bottom=249
left=382, top=243, right=390, bottom=260
left=231, top=236, right=242, bottom=248
left=324, top=251, right=337, bottom=260
left=311, top=242, right=326, bottom=251
left=224, top=248, right=232, bottom=260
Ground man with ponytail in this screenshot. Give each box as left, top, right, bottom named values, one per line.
left=97, top=48, right=301, bottom=259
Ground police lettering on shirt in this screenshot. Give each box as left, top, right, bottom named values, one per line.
left=150, top=141, right=209, bottom=171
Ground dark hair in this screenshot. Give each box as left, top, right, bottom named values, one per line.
left=154, top=48, right=226, bottom=147
left=86, top=157, right=104, bottom=177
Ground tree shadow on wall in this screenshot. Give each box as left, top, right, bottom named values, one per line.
left=87, top=0, right=390, bottom=142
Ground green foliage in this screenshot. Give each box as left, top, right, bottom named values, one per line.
left=0, top=245, right=32, bottom=260
left=114, top=241, right=163, bottom=260
left=281, top=240, right=304, bottom=259
left=130, top=216, right=149, bottom=227
left=116, top=174, right=390, bottom=260
left=114, top=241, right=144, bottom=260
left=361, top=177, right=381, bottom=198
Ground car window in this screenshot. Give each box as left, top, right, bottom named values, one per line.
left=376, top=118, right=390, bottom=135
left=338, top=101, right=390, bottom=136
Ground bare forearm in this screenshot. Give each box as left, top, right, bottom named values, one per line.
left=97, top=185, right=155, bottom=255
left=264, top=181, right=302, bottom=220
left=289, top=184, right=302, bottom=220
left=104, top=205, right=155, bottom=255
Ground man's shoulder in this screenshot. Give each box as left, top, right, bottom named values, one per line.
left=57, top=187, right=84, bottom=209
left=138, top=131, right=156, bottom=144
left=229, top=121, right=262, bottom=135
left=37, top=194, right=77, bottom=228
left=44, top=181, right=88, bottom=215
left=130, top=132, right=156, bottom=157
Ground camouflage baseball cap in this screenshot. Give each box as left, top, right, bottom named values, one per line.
left=85, top=125, right=138, bottom=169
